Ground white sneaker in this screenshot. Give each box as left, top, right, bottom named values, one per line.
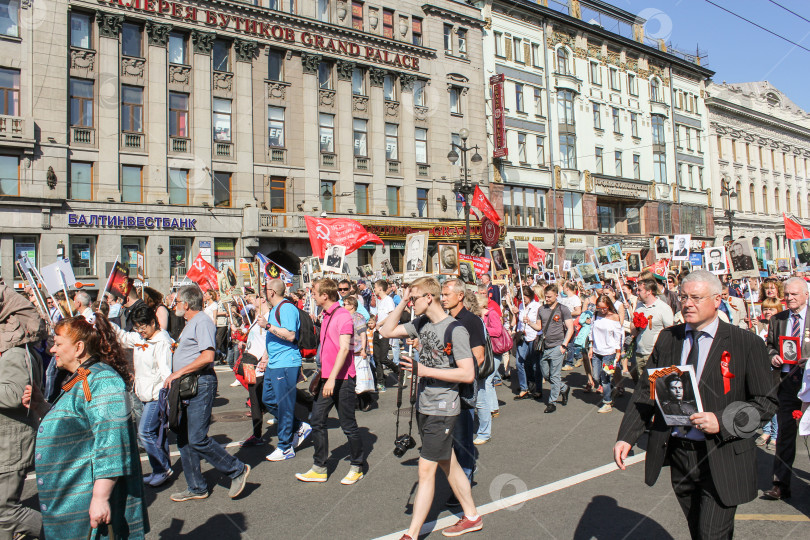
left=598, top=403, right=613, bottom=414
left=230, top=380, right=241, bottom=387
left=266, top=447, right=295, bottom=461
left=266, top=418, right=277, bottom=425
left=292, top=422, right=312, bottom=449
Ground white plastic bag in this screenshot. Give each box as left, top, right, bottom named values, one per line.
left=354, top=355, right=374, bottom=394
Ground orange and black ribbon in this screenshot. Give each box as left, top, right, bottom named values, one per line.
left=134, top=343, right=149, bottom=351
left=648, top=365, right=683, bottom=400
left=62, top=367, right=93, bottom=401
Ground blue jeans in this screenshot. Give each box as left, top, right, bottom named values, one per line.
left=178, top=373, right=245, bottom=494
left=539, top=345, right=568, bottom=403
left=262, top=366, right=303, bottom=451
left=516, top=339, right=542, bottom=393
left=140, top=400, right=170, bottom=475
left=392, top=338, right=401, bottom=366
left=593, top=353, right=616, bottom=405
left=452, top=408, right=477, bottom=483
left=565, top=343, right=583, bottom=366
left=763, top=414, right=778, bottom=438
left=476, top=355, right=501, bottom=441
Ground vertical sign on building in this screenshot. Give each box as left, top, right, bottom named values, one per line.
left=490, top=74, right=508, bottom=158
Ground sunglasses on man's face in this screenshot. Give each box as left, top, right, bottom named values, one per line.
left=338, top=287, right=350, bottom=292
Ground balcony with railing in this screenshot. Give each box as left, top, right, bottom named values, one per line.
left=214, top=141, right=233, bottom=158
left=417, top=164, right=430, bottom=177
left=121, top=132, right=143, bottom=150
left=321, top=153, right=337, bottom=168
left=71, top=126, right=95, bottom=146
left=0, top=115, right=35, bottom=148
left=387, top=160, right=401, bottom=175
left=259, top=212, right=307, bottom=232
left=170, top=137, right=190, bottom=153
left=269, top=147, right=286, bottom=163
left=355, top=156, right=369, bottom=171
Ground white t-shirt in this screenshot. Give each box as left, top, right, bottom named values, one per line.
left=634, top=298, right=674, bottom=356
left=376, top=295, right=396, bottom=327
left=204, top=301, right=218, bottom=323
left=560, top=294, right=582, bottom=315
left=518, top=300, right=541, bottom=341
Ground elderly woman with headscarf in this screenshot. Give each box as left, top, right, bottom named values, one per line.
left=0, top=285, right=47, bottom=539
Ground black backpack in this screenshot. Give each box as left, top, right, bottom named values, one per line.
left=274, top=299, right=319, bottom=358
left=414, top=316, right=478, bottom=410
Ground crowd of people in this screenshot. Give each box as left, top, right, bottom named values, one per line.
left=1, top=259, right=809, bottom=539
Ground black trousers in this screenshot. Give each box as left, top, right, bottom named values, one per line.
left=373, top=331, right=398, bottom=385
left=215, top=326, right=228, bottom=357
left=773, top=368, right=803, bottom=489
left=248, top=375, right=265, bottom=438
left=669, top=439, right=736, bottom=540
left=310, top=377, right=364, bottom=468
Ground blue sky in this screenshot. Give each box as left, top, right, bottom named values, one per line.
left=619, top=0, right=810, bottom=111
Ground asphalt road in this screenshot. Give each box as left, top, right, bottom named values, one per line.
left=22, top=364, right=810, bottom=539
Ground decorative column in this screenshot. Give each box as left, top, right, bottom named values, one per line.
left=232, top=39, right=258, bottom=207
left=95, top=11, right=124, bottom=201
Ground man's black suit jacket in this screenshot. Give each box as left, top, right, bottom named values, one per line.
left=616, top=320, right=777, bottom=507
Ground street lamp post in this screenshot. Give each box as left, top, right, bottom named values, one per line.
left=448, top=128, right=482, bottom=254
left=720, top=178, right=738, bottom=240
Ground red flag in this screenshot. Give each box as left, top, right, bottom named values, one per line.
left=470, top=186, right=501, bottom=223
left=783, top=213, right=810, bottom=239
left=528, top=243, right=546, bottom=269
left=458, top=254, right=491, bottom=276
left=104, top=261, right=131, bottom=299
left=304, top=216, right=383, bottom=258
left=186, top=253, right=219, bottom=292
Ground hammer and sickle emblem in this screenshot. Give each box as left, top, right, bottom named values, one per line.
left=316, top=223, right=331, bottom=241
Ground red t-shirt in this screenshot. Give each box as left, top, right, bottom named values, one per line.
left=320, top=303, right=355, bottom=379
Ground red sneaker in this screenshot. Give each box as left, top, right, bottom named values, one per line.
left=442, top=515, right=483, bottom=537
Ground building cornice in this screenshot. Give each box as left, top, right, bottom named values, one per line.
left=421, top=3, right=485, bottom=29
left=707, top=102, right=810, bottom=158
left=706, top=98, right=810, bottom=141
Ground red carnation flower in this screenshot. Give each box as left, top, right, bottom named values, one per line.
left=633, top=312, right=649, bottom=330
left=793, top=410, right=803, bottom=420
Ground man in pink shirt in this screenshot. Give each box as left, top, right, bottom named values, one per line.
left=296, top=278, right=366, bottom=485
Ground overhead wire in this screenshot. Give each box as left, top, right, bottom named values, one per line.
left=705, top=0, right=810, bottom=53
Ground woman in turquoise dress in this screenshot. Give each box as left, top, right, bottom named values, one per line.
left=23, top=314, right=149, bottom=539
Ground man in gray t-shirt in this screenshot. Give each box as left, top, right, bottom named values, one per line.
left=173, top=311, right=217, bottom=372
left=404, top=314, right=472, bottom=416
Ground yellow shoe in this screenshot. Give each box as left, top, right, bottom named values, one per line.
left=295, top=469, right=327, bottom=483
left=340, top=469, right=364, bottom=485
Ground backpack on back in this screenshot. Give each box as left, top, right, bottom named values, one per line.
left=274, top=299, right=319, bottom=359
left=414, top=316, right=478, bottom=409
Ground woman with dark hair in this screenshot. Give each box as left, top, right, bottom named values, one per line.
left=589, top=295, right=623, bottom=414
left=514, top=285, right=542, bottom=400
left=22, top=314, right=148, bottom=539
left=140, top=286, right=170, bottom=331
left=112, top=304, right=175, bottom=486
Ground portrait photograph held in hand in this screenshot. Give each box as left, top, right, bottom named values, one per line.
left=791, top=239, right=810, bottom=271
left=381, top=258, right=395, bottom=277
left=780, top=335, right=800, bottom=365
left=728, top=238, right=759, bottom=279
left=322, top=244, right=346, bottom=274
left=671, top=234, right=691, bottom=261
left=458, top=261, right=476, bottom=284
left=438, top=243, right=460, bottom=276
left=309, top=256, right=322, bottom=277
left=654, top=236, right=670, bottom=259
left=404, top=231, right=428, bottom=281
left=626, top=252, right=641, bottom=274
left=576, top=262, right=600, bottom=289
left=490, top=247, right=510, bottom=277
left=705, top=246, right=728, bottom=275
left=301, top=259, right=312, bottom=287
left=648, top=365, right=704, bottom=427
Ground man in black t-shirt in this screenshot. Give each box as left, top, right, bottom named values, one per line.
left=441, top=279, right=486, bottom=486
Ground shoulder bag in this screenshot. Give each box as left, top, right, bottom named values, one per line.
left=533, top=304, right=561, bottom=354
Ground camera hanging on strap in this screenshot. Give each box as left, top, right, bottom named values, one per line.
left=393, top=361, right=418, bottom=458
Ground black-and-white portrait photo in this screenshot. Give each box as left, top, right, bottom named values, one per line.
left=309, top=257, right=322, bottom=276
left=649, top=366, right=703, bottom=426
left=595, top=247, right=610, bottom=268
left=706, top=247, right=727, bottom=275
left=458, top=261, right=476, bottom=284
left=490, top=247, right=509, bottom=276
left=626, top=253, right=641, bottom=273
left=654, top=236, right=670, bottom=259
left=381, top=258, right=396, bottom=277
left=672, top=234, right=691, bottom=261
left=438, top=243, right=460, bottom=275
left=404, top=232, right=428, bottom=279
left=792, top=239, right=810, bottom=270
left=576, top=262, right=600, bottom=288
left=301, top=259, right=312, bottom=286
left=780, top=335, right=800, bottom=365
left=728, top=238, right=758, bottom=278
left=322, top=244, right=346, bottom=274
left=545, top=252, right=555, bottom=270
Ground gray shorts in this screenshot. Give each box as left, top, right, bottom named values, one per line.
left=417, top=413, right=457, bottom=462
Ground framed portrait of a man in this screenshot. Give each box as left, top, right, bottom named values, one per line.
left=322, top=244, right=346, bottom=274
left=381, top=258, right=396, bottom=277
left=309, top=257, right=322, bottom=277
left=780, top=335, right=800, bottom=365
left=776, top=257, right=791, bottom=275
left=545, top=252, right=555, bottom=271
left=562, top=260, right=572, bottom=273
left=404, top=231, right=429, bottom=281
left=728, top=238, right=759, bottom=279
left=438, top=243, right=460, bottom=276
left=671, top=234, right=691, bottom=261
left=458, top=261, right=476, bottom=284
left=705, top=247, right=728, bottom=275
left=626, top=253, right=641, bottom=275
left=791, top=239, right=810, bottom=271
left=301, top=259, right=312, bottom=287
left=654, top=236, right=670, bottom=259
left=490, top=247, right=510, bottom=277
left=576, top=262, right=600, bottom=289
left=648, top=365, right=703, bottom=426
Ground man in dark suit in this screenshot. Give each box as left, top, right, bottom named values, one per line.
left=762, top=276, right=808, bottom=500
left=707, top=249, right=726, bottom=272
left=729, top=242, right=754, bottom=272
left=673, top=237, right=689, bottom=258
left=797, top=241, right=810, bottom=265
left=614, top=269, right=777, bottom=539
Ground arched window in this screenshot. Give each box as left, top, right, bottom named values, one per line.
left=752, top=237, right=760, bottom=248
left=735, top=181, right=742, bottom=211
left=650, top=78, right=661, bottom=102
left=749, top=183, right=756, bottom=213
left=765, top=237, right=773, bottom=260
left=557, top=47, right=570, bottom=75
left=774, top=187, right=780, bottom=213
left=787, top=189, right=791, bottom=213
left=763, top=186, right=768, bottom=213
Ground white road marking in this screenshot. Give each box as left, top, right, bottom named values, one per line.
left=373, top=453, right=647, bottom=540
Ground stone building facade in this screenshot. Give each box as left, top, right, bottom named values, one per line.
left=705, top=81, right=810, bottom=260
left=479, top=0, right=715, bottom=272
left=0, top=0, right=487, bottom=293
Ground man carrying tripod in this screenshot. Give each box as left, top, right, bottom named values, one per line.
left=381, top=276, right=482, bottom=538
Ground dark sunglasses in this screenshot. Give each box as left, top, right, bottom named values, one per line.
left=338, top=287, right=350, bottom=291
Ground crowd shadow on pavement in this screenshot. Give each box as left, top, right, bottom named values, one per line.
left=754, top=446, right=810, bottom=516
left=573, top=495, right=674, bottom=539
left=157, top=514, right=247, bottom=539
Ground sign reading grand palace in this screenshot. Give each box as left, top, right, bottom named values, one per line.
left=97, top=0, right=422, bottom=70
